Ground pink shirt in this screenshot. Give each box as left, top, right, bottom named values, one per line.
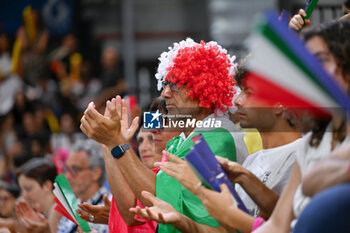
left=108, top=198, right=157, bottom=233
left=108, top=166, right=162, bottom=233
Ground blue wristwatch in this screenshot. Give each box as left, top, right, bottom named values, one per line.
left=111, top=143, right=130, bottom=159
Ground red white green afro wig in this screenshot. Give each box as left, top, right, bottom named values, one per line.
left=155, top=38, right=237, bottom=112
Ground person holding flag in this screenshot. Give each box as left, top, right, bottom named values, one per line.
left=253, top=17, right=350, bottom=233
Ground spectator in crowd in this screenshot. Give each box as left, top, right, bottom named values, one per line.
left=253, top=19, right=350, bottom=233
left=0, top=114, right=17, bottom=179
left=149, top=97, right=180, bottom=159
left=0, top=33, right=22, bottom=116
left=93, top=47, right=126, bottom=110
left=81, top=38, right=248, bottom=233
left=15, top=103, right=50, bottom=143
left=229, top=68, right=302, bottom=217
left=100, top=47, right=123, bottom=91
left=77, top=97, right=177, bottom=233
left=131, top=67, right=303, bottom=233
left=16, top=158, right=57, bottom=233
left=0, top=182, right=20, bottom=233
left=48, top=33, right=85, bottom=111
left=18, top=7, right=49, bottom=87
left=49, top=34, right=78, bottom=72
left=289, top=1, right=350, bottom=31
left=136, top=129, right=158, bottom=170
left=56, top=139, right=109, bottom=233
left=2, top=3, right=350, bottom=233
left=302, top=139, right=350, bottom=197
left=75, top=61, right=102, bottom=112
left=12, top=105, right=51, bottom=162
left=50, top=111, right=85, bottom=173
left=0, top=33, right=11, bottom=80
left=51, top=111, right=83, bottom=151
left=11, top=91, right=32, bottom=130
left=292, top=141, right=350, bottom=232
left=28, top=133, right=50, bottom=158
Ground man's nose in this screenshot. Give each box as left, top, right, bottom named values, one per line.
left=161, top=85, right=172, bottom=98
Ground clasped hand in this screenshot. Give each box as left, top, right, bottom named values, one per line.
left=80, top=95, right=139, bottom=148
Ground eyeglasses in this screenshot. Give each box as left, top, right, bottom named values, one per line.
left=63, top=166, right=91, bottom=176
left=162, top=81, right=179, bottom=92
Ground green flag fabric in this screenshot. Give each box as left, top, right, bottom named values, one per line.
left=156, top=127, right=237, bottom=233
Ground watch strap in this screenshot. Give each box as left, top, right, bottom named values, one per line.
left=111, top=143, right=130, bottom=159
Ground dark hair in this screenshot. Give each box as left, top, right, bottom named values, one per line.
left=234, top=65, right=248, bottom=87
left=234, top=53, right=252, bottom=87
left=13, top=153, right=32, bottom=168
left=344, top=0, right=350, bottom=9
left=0, top=181, right=20, bottom=198
left=303, top=20, right=350, bottom=92
left=149, top=97, right=168, bottom=114
left=18, top=158, right=57, bottom=187
left=139, top=96, right=168, bottom=131
left=302, top=21, right=349, bottom=146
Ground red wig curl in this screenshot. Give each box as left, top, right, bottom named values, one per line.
left=165, top=41, right=236, bottom=111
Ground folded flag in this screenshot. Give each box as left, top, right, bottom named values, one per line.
left=244, top=11, right=350, bottom=117
left=185, top=134, right=248, bottom=213
left=53, top=174, right=91, bottom=232
left=54, top=197, right=78, bottom=225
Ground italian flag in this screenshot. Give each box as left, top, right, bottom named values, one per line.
left=244, top=11, right=350, bottom=117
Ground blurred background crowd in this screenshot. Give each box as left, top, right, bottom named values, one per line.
left=0, top=0, right=348, bottom=233
left=0, top=0, right=345, bottom=177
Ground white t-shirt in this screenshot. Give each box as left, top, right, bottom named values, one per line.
left=293, top=123, right=350, bottom=222
left=236, top=137, right=304, bottom=216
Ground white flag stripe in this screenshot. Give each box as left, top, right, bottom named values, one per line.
left=246, top=33, right=338, bottom=108
left=53, top=183, right=78, bottom=223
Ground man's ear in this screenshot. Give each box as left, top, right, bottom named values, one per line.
left=274, top=103, right=285, bottom=116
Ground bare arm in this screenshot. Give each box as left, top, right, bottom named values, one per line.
left=254, top=162, right=301, bottom=233
left=80, top=96, right=156, bottom=206
left=101, top=145, right=144, bottom=226
left=302, top=141, right=350, bottom=197
left=302, top=158, right=349, bottom=197
left=149, top=153, right=254, bottom=233
left=236, top=168, right=279, bottom=217
left=216, top=156, right=278, bottom=217
left=194, top=184, right=255, bottom=233
left=130, top=191, right=226, bottom=233
left=109, top=146, right=157, bottom=207
left=173, top=215, right=226, bottom=233
left=105, top=97, right=156, bottom=206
